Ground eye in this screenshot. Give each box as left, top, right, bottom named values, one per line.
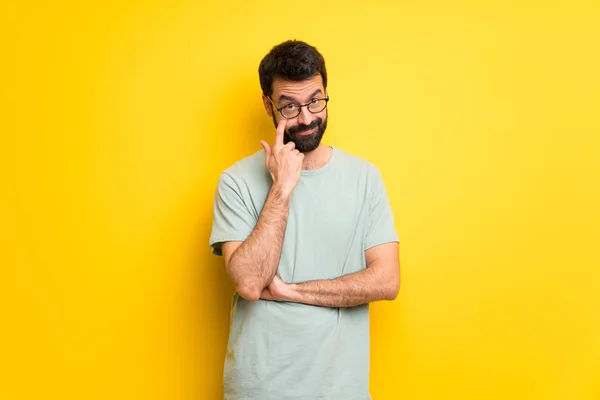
left=283, top=103, right=296, bottom=110
left=310, top=98, right=320, bottom=104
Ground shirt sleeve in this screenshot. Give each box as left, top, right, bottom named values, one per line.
left=364, top=168, right=400, bottom=251
left=209, top=172, right=257, bottom=256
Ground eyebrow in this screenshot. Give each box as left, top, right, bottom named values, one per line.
left=278, top=88, right=323, bottom=104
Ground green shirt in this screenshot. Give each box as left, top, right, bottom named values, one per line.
left=210, top=146, right=399, bottom=400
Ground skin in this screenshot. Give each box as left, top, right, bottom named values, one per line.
left=222, top=75, right=400, bottom=306
left=260, top=242, right=400, bottom=307
left=263, top=75, right=333, bottom=170
left=222, top=117, right=301, bottom=301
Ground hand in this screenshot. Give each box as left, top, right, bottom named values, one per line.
left=260, top=117, right=304, bottom=196
left=260, top=275, right=293, bottom=302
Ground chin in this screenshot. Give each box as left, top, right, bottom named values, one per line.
left=285, top=134, right=313, bottom=151
left=285, top=118, right=327, bottom=153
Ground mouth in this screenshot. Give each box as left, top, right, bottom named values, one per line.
left=296, top=126, right=317, bottom=136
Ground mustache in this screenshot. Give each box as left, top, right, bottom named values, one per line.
left=287, top=118, right=322, bottom=135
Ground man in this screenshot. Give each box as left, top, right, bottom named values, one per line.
left=209, top=40, right=400, bottom=400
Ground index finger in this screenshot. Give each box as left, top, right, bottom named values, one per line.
left=275, top=117, right=286, bottom=146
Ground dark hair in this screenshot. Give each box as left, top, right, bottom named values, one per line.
left=258, top=40, right=327, bottom=97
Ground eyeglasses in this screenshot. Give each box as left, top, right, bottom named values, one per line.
left=267, top=93, right=330, bottom=119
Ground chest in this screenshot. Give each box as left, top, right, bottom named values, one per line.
left=278, top=174, right=371, bottom=282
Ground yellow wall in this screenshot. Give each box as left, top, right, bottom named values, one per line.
left=2, top=1, right=599, bottom=399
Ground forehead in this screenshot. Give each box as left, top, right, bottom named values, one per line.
left=271, top=75, right=324, bottom=101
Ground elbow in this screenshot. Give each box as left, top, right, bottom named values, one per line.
left=236, top=284, right=262, bottom=302
left=386, top=279, right=400, bottom=301
left=226, top=263, right=262, bottom=302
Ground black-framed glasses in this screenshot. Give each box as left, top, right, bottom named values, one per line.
left=267, top=93, right=330, bottom=119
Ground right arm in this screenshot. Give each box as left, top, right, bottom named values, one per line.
left=222, top=183, right=291, bottom=301
left=222, top=117, right=303, bottom=301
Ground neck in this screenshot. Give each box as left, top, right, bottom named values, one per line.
left=301, top=143, right=332, bottom=170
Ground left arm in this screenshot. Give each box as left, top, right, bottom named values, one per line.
left=261, top=241, right=400, bottom=307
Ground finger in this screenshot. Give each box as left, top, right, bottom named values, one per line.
left=292, top=149, right=300, bottom=155
left=275, top=117, right=286, bottom=146
left=260, top=140, right=271, bottom=160
left=285, top=141, right=295, bottom=151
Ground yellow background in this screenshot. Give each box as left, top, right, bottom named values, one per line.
left=2, top=1, right=599, bottom=399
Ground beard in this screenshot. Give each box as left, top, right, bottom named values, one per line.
left=271, top=113, right=328, bottom=153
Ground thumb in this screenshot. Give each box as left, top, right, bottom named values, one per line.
left=260, top=140, right=271, bottom=160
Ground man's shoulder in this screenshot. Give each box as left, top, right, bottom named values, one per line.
left=221, top=149, right=267, bottom=180
left=215, top=149, right=272, bottom=197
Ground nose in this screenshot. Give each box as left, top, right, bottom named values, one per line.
left=297, top=105, right=313, bottom=126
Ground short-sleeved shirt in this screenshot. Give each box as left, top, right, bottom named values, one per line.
left=209, top=146, right=399, bottom=400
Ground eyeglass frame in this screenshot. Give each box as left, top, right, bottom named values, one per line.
left=266, top=91, right=330, bottom=119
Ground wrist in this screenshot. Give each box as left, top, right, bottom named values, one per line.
left=282, top=282, right=300, bottom=302
left=270, top=182, right=293, bottom=200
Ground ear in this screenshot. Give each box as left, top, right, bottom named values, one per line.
left=262, top=94, right=273, bottom=117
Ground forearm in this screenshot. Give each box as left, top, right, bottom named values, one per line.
left=227, top=184, right=291, bottom=300
left=285, top=266, right=398, bottom=308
